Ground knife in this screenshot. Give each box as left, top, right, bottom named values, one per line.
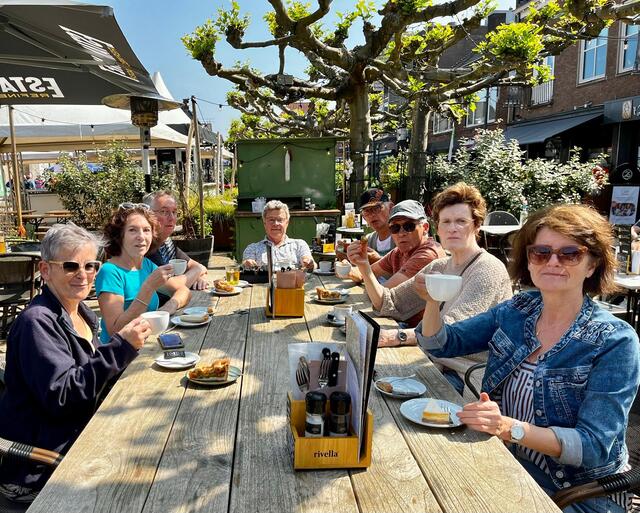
left=327, top=351, right=340, bottom=387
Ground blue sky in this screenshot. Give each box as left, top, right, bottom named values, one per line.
left=94, top=0, right=513, bottom=136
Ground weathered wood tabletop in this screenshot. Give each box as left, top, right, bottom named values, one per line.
left=27, top=263, right=560, bottom=513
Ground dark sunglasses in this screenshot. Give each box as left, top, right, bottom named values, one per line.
left=118, top=202, right=151, bottom=211
left=526, top=245, right=588, bottom=266
left=389, top=221, right=417, bottom=234
left=48, top=260, right=102, bottom=274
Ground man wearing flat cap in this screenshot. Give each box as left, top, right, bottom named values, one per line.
left=347, top=200, right=445, bottom=320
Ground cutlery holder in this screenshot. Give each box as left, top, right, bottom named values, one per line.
left=287, top=392, right=373, bottom=470
left=266, top=287, right=305, bottom=317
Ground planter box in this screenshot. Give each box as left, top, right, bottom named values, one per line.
left=173, top=236, right=214, bottom=267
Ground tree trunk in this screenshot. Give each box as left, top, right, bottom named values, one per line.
left=406, top=97, right=431, bottom=202
left=348, top=82, right=371, bottom=204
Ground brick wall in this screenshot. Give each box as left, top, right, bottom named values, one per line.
left=521, top=20, right=640, bottom=121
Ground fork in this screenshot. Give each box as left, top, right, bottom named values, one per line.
left=318, top=348, right=331, bottom=388
left=295, top=356, right=310, bottom=392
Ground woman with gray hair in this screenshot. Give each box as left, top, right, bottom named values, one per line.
left=0, top=223, right=151, bottom=507
left=242, top=200, right=316, bottom=270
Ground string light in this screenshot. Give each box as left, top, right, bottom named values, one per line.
left=624, top=38, right=629, bottom=51
left=326, top=148, right=331, bottom=155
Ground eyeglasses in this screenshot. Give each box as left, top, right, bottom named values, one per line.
left=361, top=204, right=382, bottom=217
left=439, top=218, right=473, bottom=229
left=153, top=209, right=178, bottom=218
left=389, top=221, right=417, bottom=234
left=48, top=260, right=102, bottom=274
left=118, top=202, right=151, bottom=211
left=526, top=245, right=589, bottom=266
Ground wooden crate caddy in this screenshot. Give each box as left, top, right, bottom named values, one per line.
left=266, top=287, right=305, bottom=317
left=287, top=392, right=372, bottom=469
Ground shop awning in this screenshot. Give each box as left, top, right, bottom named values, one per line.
left=504, top=110, right=603, bottom=145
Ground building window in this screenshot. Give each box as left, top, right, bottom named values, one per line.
left=620, top=23, right=639, bottom=72
left=432, top=113, right=453, bottom=134
left=466, top=87, right=497, bottom=127
left=579, top=28, right=608, bottom=83
left=531, top=55, right=555, bottom=105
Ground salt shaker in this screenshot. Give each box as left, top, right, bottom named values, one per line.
left=305, top=391, right=326, bottom=437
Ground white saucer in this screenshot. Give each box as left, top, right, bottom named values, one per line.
left=187, top=365, right=242, bottom=386
left=374, top=378, right=426, bottom=398
left=155, top=351, right=200, bottom=370
left=170, top=315, right=211, bottom=327
left=212, top=286, right=243, bottom=296
left=183, top=306, right=211, bottom=316
left=237, top=280, right=250, bottom=287
left=326, top=313, right=346, bottom=326
left=400, top=398, right=463, bottom=428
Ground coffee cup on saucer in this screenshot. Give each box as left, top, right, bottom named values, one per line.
left=424, top=274, right=463, bottom=302
left=332, top=305, right=353, bottom=322
left=335, top=261, right=351, bottom=278
left=319, top=260, right=332, bottom=273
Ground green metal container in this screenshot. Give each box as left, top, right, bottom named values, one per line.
left=236, top=137, right=338, bottom=210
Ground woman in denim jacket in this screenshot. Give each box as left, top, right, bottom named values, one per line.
left=416, top=204, right=640, bottom=513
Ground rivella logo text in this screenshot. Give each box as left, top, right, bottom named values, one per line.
left=0, top=77, right=64, bottom=99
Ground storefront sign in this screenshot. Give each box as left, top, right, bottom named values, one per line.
left=604, top=97, right=640, bottom=123
left=610, top=186, right=640, bottom=225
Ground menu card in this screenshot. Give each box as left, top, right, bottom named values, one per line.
left=345, top=311, right=379, bottom=459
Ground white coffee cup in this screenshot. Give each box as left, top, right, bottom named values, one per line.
left=333, top=305, right=353, bottom=322
left=169, top=258, right=187, bottom=275
left=141, top=311, right=170, bottom=335
left=425, top=274, right=463, bottom=302
left=335, top=261, right=351, bottom=278
left=319, top=260, right=332, bottom=272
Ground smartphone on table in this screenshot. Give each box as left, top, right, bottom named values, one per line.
left=158, top=333, right=185, bottom=350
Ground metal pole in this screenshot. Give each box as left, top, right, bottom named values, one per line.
left=217, top=131, right=223, bottom=195
left=191, top=96, right=205, bottom=239
left=140, top=126, right=151, bottom=193
left=8, top=106, right=23, bottom=229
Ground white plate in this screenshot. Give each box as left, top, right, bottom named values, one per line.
left=313, top=294, right=346, bottom=305
left=186, top=365, right=242, bottom=386
left=337, top=227, right=364, bottom=233
left=400, top=398, right=463, bottom=428
left=155, top=352, right=200, bottom=370
left=212, top=286, right=243, bottom=296
left=326, top=313, right=346, bottom=327
left=374, top=378, right=426, bottom=398
left=313, top=269, right=334, bottom=276
left=183, top=306, right=211, bottom=316
left=236, top=280, right=250, bottom=288
left=170, top=315, right=211, bottom=327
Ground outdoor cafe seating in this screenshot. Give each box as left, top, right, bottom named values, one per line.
left=0, top=254, right=40, bottom=338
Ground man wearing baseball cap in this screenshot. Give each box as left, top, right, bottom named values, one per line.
left=346, top=200, right=445, bottom=326
left=358, top=188, right=395, bottom=262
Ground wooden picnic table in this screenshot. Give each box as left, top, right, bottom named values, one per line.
left=27, top=266, right=560, bottom=513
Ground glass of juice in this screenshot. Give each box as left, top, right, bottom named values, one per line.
left=0, top=235, right=6, bottom=254
left=226, top=264, right=240, bottom=285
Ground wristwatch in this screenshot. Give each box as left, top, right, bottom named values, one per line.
left=397, top=329, right=408, bottom=346
left=509, top=421, right=525, bottom=444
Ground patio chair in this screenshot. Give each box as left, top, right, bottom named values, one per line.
left=483, top=211, right=520, bottom=263
left=0, top=255, right=40, bottom=338
left=0, top=437, right=62, bottom=513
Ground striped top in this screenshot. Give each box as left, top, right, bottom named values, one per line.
left=501, top=360, right=632, bottom=511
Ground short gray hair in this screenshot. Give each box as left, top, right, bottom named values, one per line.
left=262, top=200, right=290, bottom=222
left=143, top=190, right=174, bottom=208
left=41, top=223, right=103, bottom=261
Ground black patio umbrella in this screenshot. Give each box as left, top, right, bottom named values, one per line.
left=0, top=0, right=179, bottom=227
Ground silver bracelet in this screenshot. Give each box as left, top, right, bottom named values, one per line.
left=134, top=297, right=149, bottom=307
